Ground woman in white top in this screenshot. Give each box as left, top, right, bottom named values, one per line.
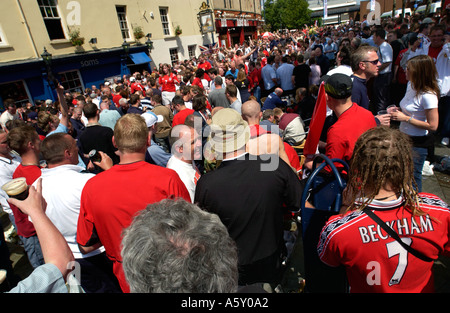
left=391, top=55, right=439, bottom=192
left=308, top=56, right=321, bottom=86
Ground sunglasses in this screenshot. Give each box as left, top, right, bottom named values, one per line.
left=362, top=59, right=379, bottom=65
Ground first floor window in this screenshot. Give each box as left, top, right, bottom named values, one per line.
left=37, top=0, right=65, bottom=40
left=169, top=48, right=179, bottom=66
left=116, top=6, right=130, bottom=40
left=188, top=45, right=196, bottom=59
left=160, top=7, right=170, bottom=36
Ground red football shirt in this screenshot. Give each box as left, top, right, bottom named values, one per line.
left=158, top=73, right=179, bottom=92
left=172, top=108, right=195, bottom=127
left=77, top=161, right=190, bottom=293
left=11, top=164, right=41, bottom=237
left=319, top=193, right=450, bottom=292
left=326, top=104, right=377, bottom=164
left=428, top=45, right=443, bottom=63
left=249, top=124, right=300, bottom=172
left=198, top=61, right=212, bottom=81
left=395, top=48, right=408, bottom=85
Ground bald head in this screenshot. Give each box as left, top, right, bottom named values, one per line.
left=241, top=100, right=262, bottom=125
left=274, top=88, right=283, bottom=97
left=170, top=124, right=201, bottom=162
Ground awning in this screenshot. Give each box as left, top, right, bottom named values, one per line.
left=129, top=52, right=152, bottom=65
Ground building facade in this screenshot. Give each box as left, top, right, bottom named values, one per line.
left=212, top=0, right=264, bottom=48
left=0, top=0, right=210, bottom=107
left=308, top=0, right=360, bottom=25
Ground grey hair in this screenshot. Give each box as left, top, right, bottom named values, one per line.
left=121, top=199, right=239, bottom=293
left=350, top=45, right=378, bottom=72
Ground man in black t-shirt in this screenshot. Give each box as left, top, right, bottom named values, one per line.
left=195, top=109, right=304, bottom=286
left=292, top=54, right=311, bottom=91
left=79, top=102, right=119, bottom=173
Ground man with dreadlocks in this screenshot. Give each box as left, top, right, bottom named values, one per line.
left=318, top=126, right=450, bottom=293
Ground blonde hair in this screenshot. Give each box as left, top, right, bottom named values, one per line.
left=37, top=111, right=59, bottom=133
left=236, top=69, right=246, bottom=82
left=114, top=114, right=149, bottom=153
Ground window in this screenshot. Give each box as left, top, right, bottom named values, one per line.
left=0, top=81, right=31, bottom=108
left=160, top=8, right=170, bottom=36
left=169, top=48, right=179, bottom=66
left=0, top=25, right=7, bottom=46
left=58, top=70, right=83, bottom=93
left=224, top=0, right=232, bottom=8
left=116, top=6, right=130, bottom=40
left=38, top=0, right=65, bottom=40
left=188, top=45, right=196, bottom=59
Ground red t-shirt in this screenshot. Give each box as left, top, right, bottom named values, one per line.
left=326, top=104, right=377, bottom=164
left=428, top=45, right=443, bottom=63
left=198, top=61, right=212, bottom=81
left=158, top=73, right=179, bottom=92
left=395, top=48, right=408, bottom=85
left=283, top=142, right=301, bottom=173
left=319, top=193, right=450, bottom=292
left=130, top=82, right=145, bottom=94
left=191, top=77, right=204, bottom=90
left=77, top=161, right=190, bottom=293
left=11, top=164, right=41, bottom=237
left=248, top=68, right=261, bottom=89
left=112, top=94, right=122, bottom=107
left=249, top=124, right=300, bottom=172
left=172, top=108, right=195, bottom=127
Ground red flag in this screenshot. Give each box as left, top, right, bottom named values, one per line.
left=303, top=82, right=327, bottom=155
left=227, top=30, right=232, bottom=48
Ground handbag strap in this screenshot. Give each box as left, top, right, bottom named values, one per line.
left=363, top=208, right=434, bottom=262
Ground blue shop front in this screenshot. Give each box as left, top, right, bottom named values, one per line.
left=0, top=45, right=152, bottom=110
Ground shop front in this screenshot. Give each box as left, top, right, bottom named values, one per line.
left=0, top=46, right=151, bottom=109
left=214, top=12, right=263, bottom=48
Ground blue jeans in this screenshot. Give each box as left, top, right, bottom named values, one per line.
left=412, top=147, right=427, bottom=192
left=254, top=86, right=261, bottom=105
left=19, top=235, right=44, bottom=269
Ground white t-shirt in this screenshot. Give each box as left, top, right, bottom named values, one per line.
left=0, top=154, right=21, bottom=214
left=36, top=164, right=104, bottom=259
left=399, top=82, right=438, bottom=137
left=377, top=41, right=393, bottom=74
left=0, top=111, right=19, bottom=129
left=166, top=156, right=201, bottom=203
left=326, top=65, right=353, bottom=77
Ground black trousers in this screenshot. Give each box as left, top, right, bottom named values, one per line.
left=76, top=252, right=122, bottom=293
left=238, top=248, right=285, bottom=286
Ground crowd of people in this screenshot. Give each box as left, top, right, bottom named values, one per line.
left=0, top=8, right=450, bottom=294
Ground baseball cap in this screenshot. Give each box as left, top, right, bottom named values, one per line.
left=409, top=33, right=419, bottom=45
left=141, top=112, right=163, bottom=128
left=324, top=73, right=353, bottom=99
left=27, top=111, right=38, bottom=120
left=422, top=17, right=433, bottom=24
left=208, top=108, right=250, bottom=154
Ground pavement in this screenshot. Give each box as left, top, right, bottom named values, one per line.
left=2, top=138, right=450, bottom=293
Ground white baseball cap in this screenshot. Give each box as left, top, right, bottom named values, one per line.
left=141, top=112, right=163, bottom=128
